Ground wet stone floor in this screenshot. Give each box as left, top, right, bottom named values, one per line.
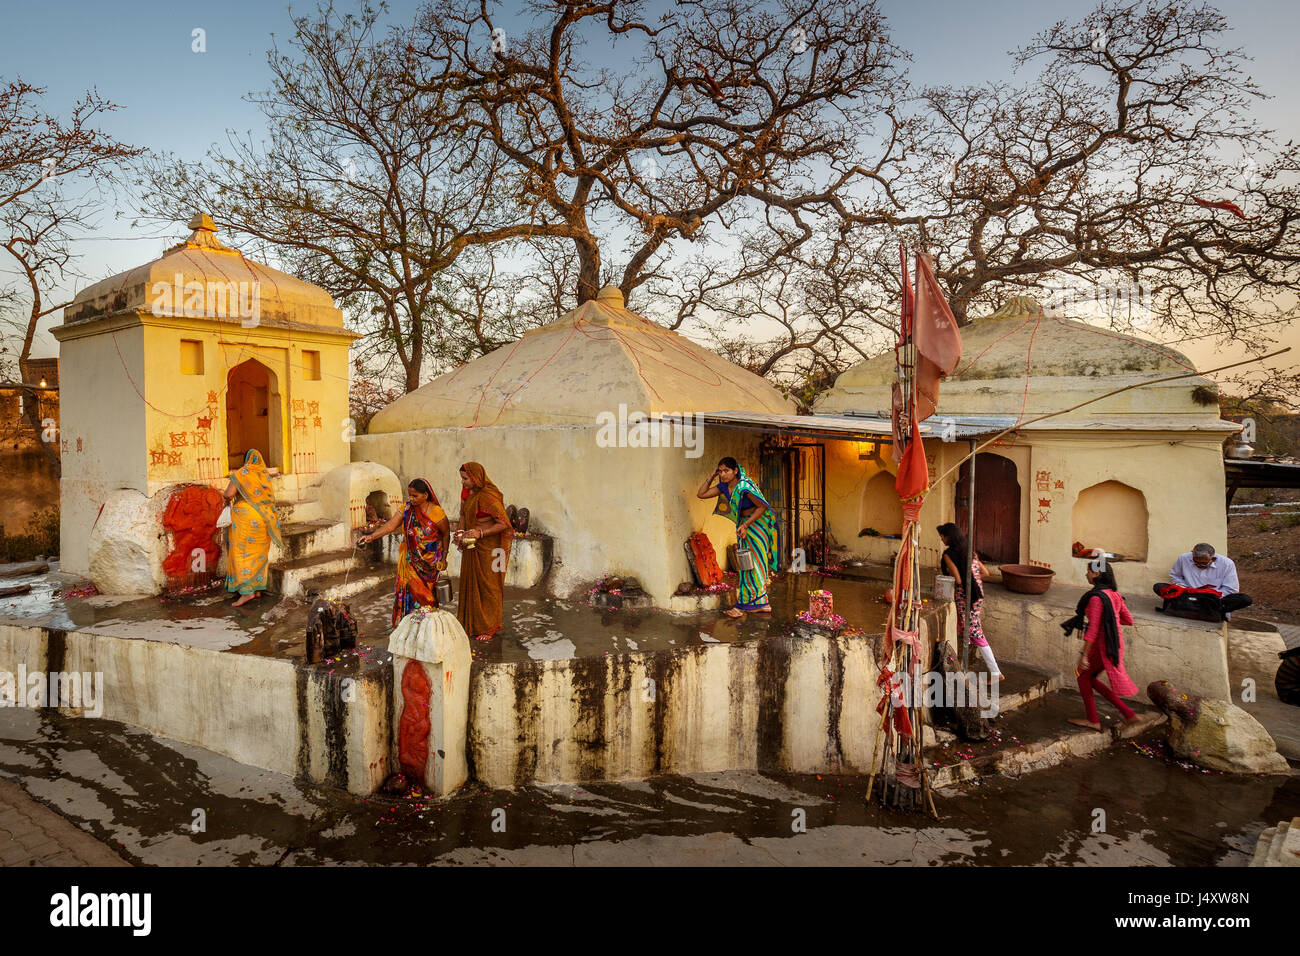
left=0, top=567, right=892, bottom=665
left=1, top=706, right=1295, bottom=866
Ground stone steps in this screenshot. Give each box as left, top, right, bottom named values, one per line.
left=278, top=518, right=348, bottom=561
left=927, top=686, right=1165, bottom=790
left=274, top=497, right=323, bottom=524
left=1250, top=817, right=1300, bottom=867
left=272, top=548, right=365, bottom=598
left=301, top=565, right=391, bottom=603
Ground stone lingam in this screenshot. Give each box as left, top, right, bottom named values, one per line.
left=1147, top=680, right=1290, bottom=775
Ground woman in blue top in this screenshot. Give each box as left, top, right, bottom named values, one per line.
left=697, top=457, right=779, bottom=618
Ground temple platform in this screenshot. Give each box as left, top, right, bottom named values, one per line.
left=0, top=560, right=1291, bottom=802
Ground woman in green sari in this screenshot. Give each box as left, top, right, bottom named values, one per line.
left=696, top=457, right=778, bottom=618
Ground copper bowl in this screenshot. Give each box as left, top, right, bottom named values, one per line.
left=999, top=564, right=1055, bottom=594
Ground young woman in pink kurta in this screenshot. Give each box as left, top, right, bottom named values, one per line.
left=1069, top=564, right=1142, bottom=730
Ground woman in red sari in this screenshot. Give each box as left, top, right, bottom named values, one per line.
left=454, top=462, right=513, bottom=641
left=1067, top=562, right=1142, bottom=730
left=359, top=478, right=450, bottom=627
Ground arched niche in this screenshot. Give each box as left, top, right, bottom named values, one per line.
left=1071, top=480, right=1149, bottom=561
left=859, top=470, right=903, bottom=537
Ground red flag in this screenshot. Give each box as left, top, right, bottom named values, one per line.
left=1193, top=197, right=1248, bottom=220
left=915, top=355, right=941, bottom=422
left=894, top=414, right=929, bottom=501
left=913, top=253, right=962, bottom=375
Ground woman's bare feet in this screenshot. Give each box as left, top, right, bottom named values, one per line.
left=723, top=607, right=745, bottom=619
left=1067, top=717, right=1102, bottom=730
left=755, top=605, right=772, bottom=613
left=1121, top=714, right=1144, bottom=727
left=232, top=592, right=259, bottom=608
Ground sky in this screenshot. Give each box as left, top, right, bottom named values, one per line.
left=2, top=0, right=1298, bottom=376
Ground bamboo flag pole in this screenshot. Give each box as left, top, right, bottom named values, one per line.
left=932, top=347, right=1290, bottom=489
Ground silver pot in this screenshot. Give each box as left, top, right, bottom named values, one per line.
left=436, top=578, right=453, bottom=606
left=734, top=546, right=756, bottom=572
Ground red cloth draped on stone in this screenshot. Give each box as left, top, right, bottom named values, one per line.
left=162, top=485, right=224, bottom=578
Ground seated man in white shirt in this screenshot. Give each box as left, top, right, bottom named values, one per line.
left=1152, top=542, right=1253, bottom=620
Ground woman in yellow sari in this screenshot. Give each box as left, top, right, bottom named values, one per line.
left=454, top=462, right=513, bottom=641
left=223, top=449, right=282, bottom=607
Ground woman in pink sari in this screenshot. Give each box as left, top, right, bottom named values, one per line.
left=1067, top=562, right=1142, bottom=730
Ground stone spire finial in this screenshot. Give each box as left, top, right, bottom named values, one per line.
left=987, top=296, right=1045, bottom=320
left=183, top=213, right=231, bottom=252
left=595, top=285, right=625, bottom=308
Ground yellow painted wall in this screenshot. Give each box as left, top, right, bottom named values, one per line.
left=138, top=319, right=353, bottom=498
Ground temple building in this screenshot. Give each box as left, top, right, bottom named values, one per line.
left=53, top=214, right=397, bottom=590
left=805, top=296, right=1239, bottom=589
left=357, top=286, right=795, bottom=604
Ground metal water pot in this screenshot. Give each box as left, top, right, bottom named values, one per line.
left=436, top=578, right=454, bottom=606
left=934, top=574, right=956, bottom=602
left=734, top=546, right=756, bottom=572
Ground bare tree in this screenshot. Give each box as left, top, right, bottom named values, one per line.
left=867, top=0, right=1300, bottom=346
left=136, top=3, right=532, bottom=392
left=0, top=78, right=142, bottom=472
left=414, top=0, right=912, bottom=305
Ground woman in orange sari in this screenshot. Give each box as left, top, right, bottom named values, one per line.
left=222, top=449, right=282, bottom=607
left=454, top=462, right=513, bottom=641
left=359, top=478, right=450, bottom=627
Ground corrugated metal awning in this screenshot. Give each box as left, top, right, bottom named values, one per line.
left=700, top=410, right=1019, bottom=442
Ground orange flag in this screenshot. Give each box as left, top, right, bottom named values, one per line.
left=894, top=414, right=929, bottom=501
left=913, top=253, right=962, bottom=376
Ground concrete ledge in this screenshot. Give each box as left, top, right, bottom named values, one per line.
left=0, top=622, right=390, bottom=796
left=982, top=582, right=1232, bottom=699
left=467, top=602, right=953, bottom=787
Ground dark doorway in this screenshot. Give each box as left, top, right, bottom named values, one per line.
left=758, top=441, right=826, bottom=569
left=955, top=453, right=1020, bottom=564
left=226, top=360, right=277, bottom=470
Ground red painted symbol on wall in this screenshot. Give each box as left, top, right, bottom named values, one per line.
left=1053, top=479, right=1065, bottom=490
left=150, top=448, right=167, bottom=466
left=1037, top=509, right=1051, bottom=524
left=1038, top=497, right=1051, bottom=508
left=1035, top=469, right=1051, bottom=492
left=170, top=432, right=189, bottom=447
left=196, top=415, right=213, bottom=430
left=307, top=400, right=320, bottom=416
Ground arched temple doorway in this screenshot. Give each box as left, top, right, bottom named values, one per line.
left=226, top=359, right=283, bottom=471
left=955, top=453, right=1021, bottom=564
